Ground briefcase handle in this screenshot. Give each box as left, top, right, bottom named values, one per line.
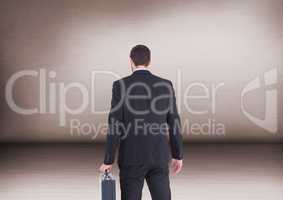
left=103, top=170, right=113, bottom=180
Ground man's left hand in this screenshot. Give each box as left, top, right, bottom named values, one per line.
left=171, top=159, right=183, bottom=175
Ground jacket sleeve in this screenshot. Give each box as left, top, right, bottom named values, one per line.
left=104, top=80, right=123, bottom=165
left=167, top=81, right=183, bottom=160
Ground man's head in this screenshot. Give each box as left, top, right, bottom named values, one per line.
left=130, top=45, right=151, bottom=68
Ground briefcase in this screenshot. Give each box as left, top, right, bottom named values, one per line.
left=101, top=171, right=116, bottom=200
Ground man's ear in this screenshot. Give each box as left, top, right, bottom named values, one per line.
left=146, top=61, right=151, bottom=67
left=130, top=58, right=134, bottom=71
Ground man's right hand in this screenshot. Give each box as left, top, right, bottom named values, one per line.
left=171, top=159, right=183, bottom=175
left=99, top=164, right=112, bottom=173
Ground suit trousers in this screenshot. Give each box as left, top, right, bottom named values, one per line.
left=119, top=163, right=171, bottom=200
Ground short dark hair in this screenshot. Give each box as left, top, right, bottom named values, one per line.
left=130, top=45, right=151, bottom=66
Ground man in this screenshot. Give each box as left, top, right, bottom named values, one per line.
left=100, top=44, right=183, bottom=200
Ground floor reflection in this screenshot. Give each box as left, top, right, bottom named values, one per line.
left=0, top=144, right=282, bottom=200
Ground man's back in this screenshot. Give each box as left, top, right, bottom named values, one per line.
left=104, top=69, right=183, bottom=165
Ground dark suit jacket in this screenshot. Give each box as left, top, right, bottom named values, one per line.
left=104, top=70, right=183, bottom=165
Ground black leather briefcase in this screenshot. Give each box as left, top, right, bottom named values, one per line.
left=101, top=171, right=116, bottom=200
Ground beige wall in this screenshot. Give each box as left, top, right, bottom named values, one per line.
left=0, top=0, right=282, bottom=142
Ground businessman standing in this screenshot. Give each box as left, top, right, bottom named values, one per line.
left=100, top=45, right=183, bottom=200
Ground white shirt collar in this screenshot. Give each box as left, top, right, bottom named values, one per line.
left=133, top=66, right=150, bottom=72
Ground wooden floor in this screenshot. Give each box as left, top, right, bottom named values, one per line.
left=0, top=144, right=282, bottom=200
